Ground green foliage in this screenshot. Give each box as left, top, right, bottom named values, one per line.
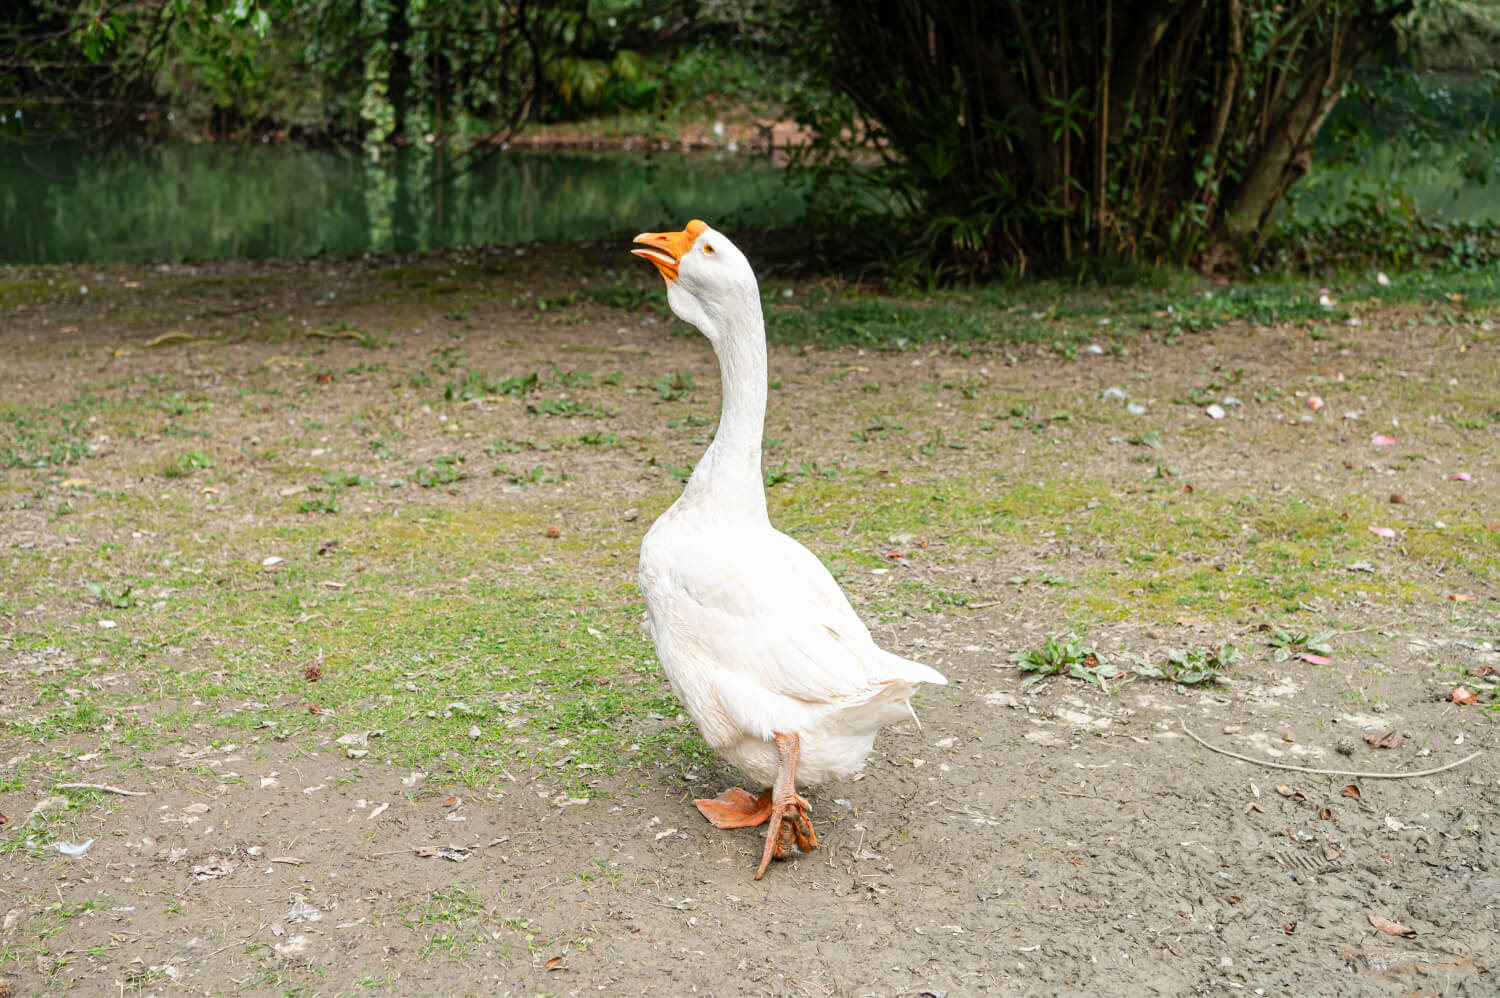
left=1132, top=645, right=1237, bottom=686
left=1266, top=628, right=1335, bottom=663
left=85, top=582, right=135, bottom=610
left=414, top=454, right=468, bottom=488
left=7, top=0, right=812, bottom=146
left=650, top=371, right=694, bottom=402
left=787, top=1, right=1420, bottom=278
left=1263, top=69, right=1500, bottom=271
left=1012, top=635, right=1118, bottom=688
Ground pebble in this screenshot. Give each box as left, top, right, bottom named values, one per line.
left=1223, top=725, right=1242, bottom=735
left=1282, top=730, right=1296, bottom=743
left=1336, top=737, right=1356, bottom=756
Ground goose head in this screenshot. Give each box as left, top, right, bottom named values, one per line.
left=632, top=220, right=761, bottom=344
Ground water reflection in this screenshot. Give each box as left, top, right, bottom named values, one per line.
left=0, top=141, right=806, bottom=265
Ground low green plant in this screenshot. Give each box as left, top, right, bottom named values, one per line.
left=414, top=455, right=468, bottom=488
left=1012, top=635, right=1117, bottom=688
left=1266, top=628, right=1334, bottom=663
left=85, top=582, right=134, bottom=609
left=1132, top=644, right=1237, bottom=685
left=651, top=371, right=694, bottom=402
left=159, top=449, right=211, bottom=478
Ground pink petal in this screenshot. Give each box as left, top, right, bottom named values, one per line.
left=1368, top=525, right=1396, bottom=539
left=1307, top=396, right=1324, bottom=411
left=1297, top=653, right=1332, bottom=665
left=1449, top=472, right=1472, bottom=482
left=1371, top=434, right=1396, bottom=446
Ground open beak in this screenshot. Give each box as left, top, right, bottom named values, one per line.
left=631, top=219, right=707, bottom=283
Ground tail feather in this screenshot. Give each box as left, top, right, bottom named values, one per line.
left=871, top=647, right=947, bottom=687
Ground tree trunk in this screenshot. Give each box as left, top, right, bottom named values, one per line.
left=1212, top=12, right=1390, bottom=263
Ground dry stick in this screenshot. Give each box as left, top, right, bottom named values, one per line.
left=55, top=782, right=147, bottom=796
left=1179, top=721, right=1484, bottom=779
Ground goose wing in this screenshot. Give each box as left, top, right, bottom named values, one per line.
left=645, top=526, right=942, bottom=711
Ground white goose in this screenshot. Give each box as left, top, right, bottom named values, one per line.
left=631, top=220, right=947, bottom=879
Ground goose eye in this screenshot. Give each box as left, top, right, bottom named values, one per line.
left=703, top=244, right=715, bottom=255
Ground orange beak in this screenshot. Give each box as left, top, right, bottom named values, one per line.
left=631, top=219, right=707, bottom=282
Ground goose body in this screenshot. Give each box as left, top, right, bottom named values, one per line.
left=640, top=496, right=945, bottom=787
left=631, top=220, right=946, bottom=877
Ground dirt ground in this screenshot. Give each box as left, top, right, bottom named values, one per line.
left=1, top=248, right=1497, bottom=997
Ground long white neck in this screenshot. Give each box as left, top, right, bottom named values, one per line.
left=681, top=287, right=768, bottom=521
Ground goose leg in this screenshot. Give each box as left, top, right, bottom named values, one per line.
left=754, top=731, right=817, bottom=880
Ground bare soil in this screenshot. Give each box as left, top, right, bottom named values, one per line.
left=1, top=249, right=1496, bottom=997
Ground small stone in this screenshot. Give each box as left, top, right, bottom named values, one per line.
left=1336, top=737, right=1356, bottom=756
left=1281, top=730, right=1296, bottom=743
left=1223, top=725, right=1242, bottom=735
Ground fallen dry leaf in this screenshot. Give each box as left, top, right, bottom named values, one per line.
left=544, top=525, right=562, bottom=539
left=1448, top=593, right=1475, bottom=602
left=1243, top=802, right=1265, bottom=815
left=1320, top=808, right=1332, bottom=820
left=304, top=663, right=323, bottom=682
left=307, top=703, right=321, bottom=714
left=1368, top=913, right=1417, bottom=938
left=1275, top=785, right=1305, bottom=801
left=1363, top=730, right=1402, bottom=750
left=1451, top=687, right=1478, bottom=706
left=441, top=795, right=461, bottom=808
left=545, top=957, right=565, bottom=971
left=1176, top=616, right=1210, bottom=628
left=1342, top=784, right=1362, bottom=800
left=1297, top=652, right=1332, bottom=666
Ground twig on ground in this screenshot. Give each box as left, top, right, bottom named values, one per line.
left=55, top=782, right=147, bottom=796
left=1180, top=721, right=1483, bottom=779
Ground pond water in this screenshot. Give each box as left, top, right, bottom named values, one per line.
left=2, top=124, right=1493, bottom=267
left=1290, top=139, right=1500, bottom=227
left=0, top=141, right=807, bottom=265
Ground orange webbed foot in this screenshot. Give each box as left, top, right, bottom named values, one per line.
left=694, top=787, right=773, bottom=829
